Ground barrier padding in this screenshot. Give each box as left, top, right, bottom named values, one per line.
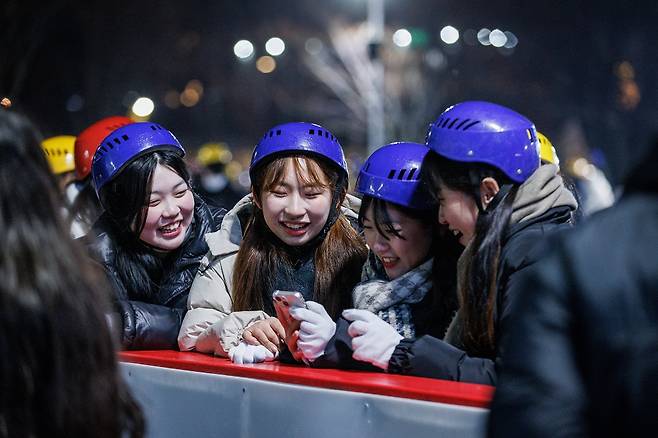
left=120, top=350, right=493, bottom=408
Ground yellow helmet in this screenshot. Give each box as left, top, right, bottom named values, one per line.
left=41, top=135, right=76, bottom=175
left=537, top=131, right=560, bottom=167
left=197, top=142, right=232, bottom=166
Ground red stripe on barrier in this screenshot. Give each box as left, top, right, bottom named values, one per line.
left=120, top=350, right=493, bottom=408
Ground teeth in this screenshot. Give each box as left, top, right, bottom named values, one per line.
left=161, top=221, right=180, bottom=233
left=381, top=257, right=397, bottom=263
left=283, top=223, right=307, bottom=230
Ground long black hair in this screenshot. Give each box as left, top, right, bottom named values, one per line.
left=98, top=150, right=192, bottom=300
left=358, top=196, right=461, bottom=336
left=424, top=152, right=518, bottom=357
left=0, top=111, right=144, bottom=437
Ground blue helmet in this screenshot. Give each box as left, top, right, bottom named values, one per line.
left=425, top=101, right=540, bottom=183
left=249, top=122, right=348, bottom=180
left=91, top=122, right=185, bottom=196
left=356, top=142, right=434, bottom=210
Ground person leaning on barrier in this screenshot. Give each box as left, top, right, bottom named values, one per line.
left=488, top=136, right=658, bottom=437
left=337, top=101, right=578, bottom=384
left=0, top=110, right=144, bottom=438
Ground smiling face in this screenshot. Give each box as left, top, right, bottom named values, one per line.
left=436, top=184, right=479, bottom=247
left=137, top=163, right=195, bottom=251
left=362, top=201, right=433, bottom=280
left=258, top=157, right=333, bottom=247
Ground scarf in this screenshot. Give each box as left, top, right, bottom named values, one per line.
left=352, top=252, right=433, bottom=339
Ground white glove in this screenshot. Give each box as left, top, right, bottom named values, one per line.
left=228, top=341, right=276, bottom=364
left=342, top=309, right=403, bottom=371
left=290, top=301, right=337, bottom=363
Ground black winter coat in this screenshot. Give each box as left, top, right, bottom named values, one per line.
left=387, top=205, right=574, bottom=384
left=488, top=193, right=658, bottom=437
left=89, top=196, right=224, bottom=349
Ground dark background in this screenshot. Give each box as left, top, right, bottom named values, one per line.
left=2, top=0, right=657, bottom=184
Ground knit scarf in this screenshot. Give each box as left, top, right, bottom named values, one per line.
left=352, top=252, right=433, bottom=339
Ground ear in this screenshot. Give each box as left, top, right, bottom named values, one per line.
left=251, top=188, right=262, bottom=209
left=479, top=177, right=500, bottom=209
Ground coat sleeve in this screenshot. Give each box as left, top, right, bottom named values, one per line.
left=104, top=265, right=184, bottom=350
left=488, top=245, right=587, bottom=437
left=177, top=256, right=235, bottom=352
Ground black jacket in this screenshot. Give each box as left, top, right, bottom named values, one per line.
left=89, top=196, right=224, bottom=349
left=387, top=205, right=574, bottom=384
left=488, top=193, right=658, bottom=437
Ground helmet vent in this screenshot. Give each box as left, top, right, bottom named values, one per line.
left=387, top=169, right=396, bottom=179
left=269, top=131, right=274, bottom=137
left=122, top=134, right=129, bottom=141
left=407, top=168, right=417, bottom=180
left=317, top=130, right=324, bottom=137
left=309, top=129, right=315, bottom=135
left=276, top=129, right=282, bottom=135
left=441, top=118, right=451, bottom=128
left=462, top=120, right=480, bottom=131
left=113, top=138, right=121, bottom=144
left=447, top=118, right=459, bottom=128
left=455, top=119, right=470, bottom=129
left=397, top=169, right=407, bottom=180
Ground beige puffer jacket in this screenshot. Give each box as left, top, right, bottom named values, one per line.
left=177, top=193, right=362, bottom=356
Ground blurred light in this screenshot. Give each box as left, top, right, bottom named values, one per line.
left=477, top=28, right=491, bottom=46
left=234, top=40, right=254, bottom=59
left=238, top=169, right=251, bottom=189
left=265, top=37, right=285, bottom=56
left=256, top=56, right=276, bottom=73
left=225, top=160, right=243, bottom=181
left=616, top=61, right=635, bottom=80
left=503, top=31, right=518, bottom=49
left=180, top=88, right=200, bottom=107
left=440, top=26, right=459, bottom=44
left=164, top=90, right=180, bottom=109
left=132, top=97, right=154, bottom=117
left=424, top=49, right=446, bottom=70
left=66, top=94, right=84, bottom=112
left=305, top=38, right=324, bottom=55
left=571, top=157, right=591, bottom=178
left=186, top=79, right=204, bottom=96
left=392, top=28, right=412, bottom=47
left=489, top=29, right=507, bottom=47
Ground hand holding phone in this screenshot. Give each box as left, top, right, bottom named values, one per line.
left=272, top=290, right=307, bottom=361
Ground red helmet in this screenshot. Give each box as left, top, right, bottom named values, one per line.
left=74, top=116, right=133, bottom=180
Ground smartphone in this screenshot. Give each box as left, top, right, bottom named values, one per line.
left=272, top=290, right=307, bottom=359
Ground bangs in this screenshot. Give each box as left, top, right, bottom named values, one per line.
left=259, top=155, right=333, bottom=193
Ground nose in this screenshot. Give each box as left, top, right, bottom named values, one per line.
left=284, top=192, right=305, bottom=217
left=372, top=232, right=389, bottom=253
left=438, top=206, right=447, bottom=225
left=162, top=198, right=181, bottom=218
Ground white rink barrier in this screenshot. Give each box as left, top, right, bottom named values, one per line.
left=120, top=351, right=492, bottom=438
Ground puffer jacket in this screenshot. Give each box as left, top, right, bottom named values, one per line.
left=388, top=164, right=578, bottom=384
left=88, top=195, right=224, bottom=350
left=177, top=193, right=362, bottom=356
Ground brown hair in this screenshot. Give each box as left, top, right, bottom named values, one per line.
left=232, top=155, right=367, bottom=319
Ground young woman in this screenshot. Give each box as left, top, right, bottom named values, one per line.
left=88, top=122, right=224, bottom=350
left=0, top=111, right=143, bottom=438
left=71, top=116, right=133, bottom=237
left=342, top=101, right=578, bottom=384
left=178, top=122, right=368, bottom=363
left=289, top=142, right=461, bottom=367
